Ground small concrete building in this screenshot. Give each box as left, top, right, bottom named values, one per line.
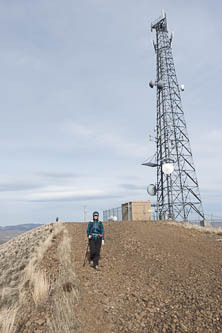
left=122, top=201, right=152, bottom=221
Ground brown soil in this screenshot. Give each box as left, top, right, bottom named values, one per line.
left=67, top=221, right=222, bottom=333
left=1, top=221, right=222, bottom=333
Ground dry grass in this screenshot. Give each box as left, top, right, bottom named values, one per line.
left=0, top=222, right=64, bottom=332
left=20, top=222, right=64, bottom=305
left=0, top=224, right=54, bottom=332
left=0, top=306, right=17, bottom=333
left=36, top=235, right=53, bottom=263
left=23, top=256, right=36, bottom=280
left=48, top=289, right=80, bottom=333
left=53, top=221, right=65, bottom=234
left=47, top=227, right=80, bottom=332
left=167, top=221, right=222, bottom=235
left=32, top=271, right=50, bottom=306
left=1, top=287, right=12, bottom=301
left=0, top=222, right=80, bottom=332
left=36, top=222, right=64, bottom=263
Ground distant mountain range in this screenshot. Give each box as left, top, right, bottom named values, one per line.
left=0, top=224, right=44, bottom=245
left=0, top=224, right=43, bottom=231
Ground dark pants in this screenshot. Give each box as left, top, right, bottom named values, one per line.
left=89, top=238, right=102, bottom=266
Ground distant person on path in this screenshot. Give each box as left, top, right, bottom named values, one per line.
left=87, top=211, right=104, bottom=270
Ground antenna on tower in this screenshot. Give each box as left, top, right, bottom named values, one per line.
left=144, top=12, right=205, bottom=224
left=162, top=9, right=165, bottom=19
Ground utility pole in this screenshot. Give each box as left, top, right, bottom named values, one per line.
left=83, top=206, right=87, bottom=222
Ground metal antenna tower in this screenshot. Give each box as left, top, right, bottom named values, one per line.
left=145, top=11, right=205, bottom=223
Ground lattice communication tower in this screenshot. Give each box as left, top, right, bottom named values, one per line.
left=144, top=12, right=205, bottom=223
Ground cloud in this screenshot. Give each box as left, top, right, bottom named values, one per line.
left=38, top=172, right=83, bottom=179
left=28, top=194, right=121, bottom=203
left=26, top=187, right=102, bottom=201
left=190, top=128, right=222, bottom=192
left=0, top=1, right=221, bottom=224
left=120, top=184, right=146, bottom=190
left=59, top=120, right=148, bottom=158
left=192, top=129, right=222, bottom=156
left=24, top=186, right=122, bottom=202
left=0, top=182, right=42, bottom=192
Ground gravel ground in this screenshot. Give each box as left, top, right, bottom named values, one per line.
left=1, top=221, right=222, bottom=333
left=67, top=221, right=222, bottom=333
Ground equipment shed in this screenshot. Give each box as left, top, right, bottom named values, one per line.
left=122, top=201, right=152, bottom=221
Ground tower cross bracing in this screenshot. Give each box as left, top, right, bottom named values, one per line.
left=148, top=13, right=204, bottom=222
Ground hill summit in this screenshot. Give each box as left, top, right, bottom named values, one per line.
left=0, top=221, right=222, bottom=332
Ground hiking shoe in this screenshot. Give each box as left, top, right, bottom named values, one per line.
left=95, top=265, right=99, bottom=271
left=90, top=261, right=94, bottom=267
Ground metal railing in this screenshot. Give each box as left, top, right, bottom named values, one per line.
left=103, top=207, right=122, bottom=222
left=103, top=204, right=155, bottom=222
left=103, top=205, right=222, bottom=228
left=189, top=215, right=222, bottom=228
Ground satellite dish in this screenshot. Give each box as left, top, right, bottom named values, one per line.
left=180, top=84, right=184, bottom=91
left=157, top=80, right=164, bottom=89
left=147, top=184, right=156, bottom=196
left=109, top=216, right=117, bottom=221
left=162, top=163, right=174, bottom=175
left=149, top=80, right=155, bottom=88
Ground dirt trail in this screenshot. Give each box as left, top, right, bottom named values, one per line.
left=67, top=221, right=222, bottom=333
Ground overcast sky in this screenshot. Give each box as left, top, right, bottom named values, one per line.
left=0, top=0, right=221, bottom=225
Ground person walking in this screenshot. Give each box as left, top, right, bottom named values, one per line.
left=87, top=211, right=104, bottom=270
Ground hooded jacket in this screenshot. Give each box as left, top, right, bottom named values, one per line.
left=87, top=219, right=104, bottom=240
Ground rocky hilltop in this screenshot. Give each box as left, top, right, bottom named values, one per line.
left=0, top=221, right=222, bottom=332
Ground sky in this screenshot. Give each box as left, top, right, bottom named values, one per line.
left=0, top=0, right=221, bottom=225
